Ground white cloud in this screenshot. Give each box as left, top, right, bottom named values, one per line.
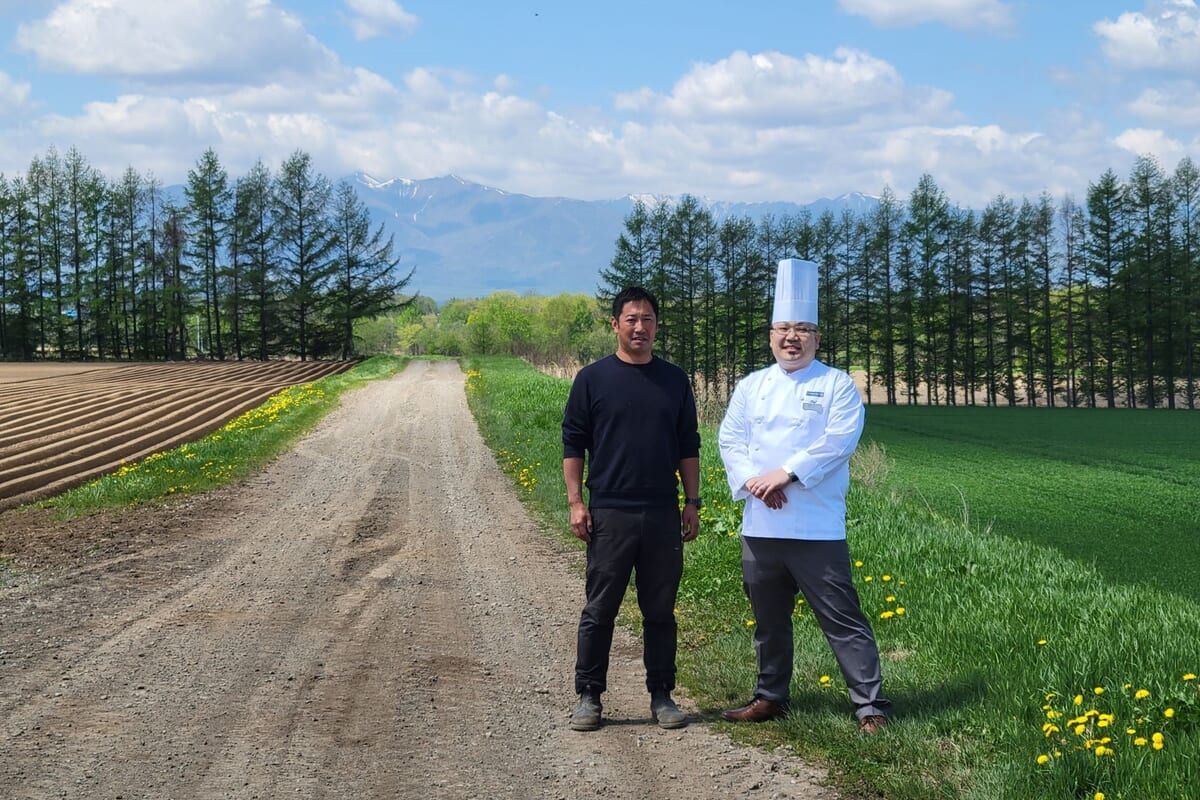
left=7, top=35, right=1069, bottom=209
left=1095, top=0, right=1200, bottom=71
left=0, top=71, right=33, bottom=112
left=15, top=0, right=336, bottom=82
left=345, top=0, right=417, bottom=41
left=838, top=0, right=1015, bottom=32
left=1127, top=83, right=1200, bottom=127
left=1113, top=127, right=1188, bottom=164
left=1, top=1, right=1154, bottom=217
left=615, top=49, right=956, bottom=127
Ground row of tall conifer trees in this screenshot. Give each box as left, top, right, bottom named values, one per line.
left=0, top=146, right=412, bottom=362
left=600, top=156, right=1200, bottom=410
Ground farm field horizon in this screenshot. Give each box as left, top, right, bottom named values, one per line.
left=861, top=404, right=1200, bottom=602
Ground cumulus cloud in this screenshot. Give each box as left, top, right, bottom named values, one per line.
left=345, top=0, right=417, bottom=41
left=1, top=2, right=1140, bottom=215
left=838, top=0, right=1015, bottom=32
left=15, top=0, right=336, bottom=83
left=7, top=31, right=1062, bottom=209
left=1095, top=0, right=1200, bottom=71
left=615, top=49, right=956, bottom=127
left=1113, top=127, right=1188, bottom=164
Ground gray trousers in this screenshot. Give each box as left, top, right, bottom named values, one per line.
left=741, top=536, right=891, bottom=719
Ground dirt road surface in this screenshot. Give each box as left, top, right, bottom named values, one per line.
left=0, top=360, right=836, bottom=800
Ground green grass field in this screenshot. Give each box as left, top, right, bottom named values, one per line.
left=466, top=355, right=1200, bottom=800
left=861, top=406, right=1200, bottom=602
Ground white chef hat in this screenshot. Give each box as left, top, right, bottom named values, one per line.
left=772, top=258, right=819, bottom=325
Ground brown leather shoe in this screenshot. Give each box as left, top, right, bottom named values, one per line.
left=721, top=697, right=787, bottom=722
left=858, top=715, right=888, bottom=735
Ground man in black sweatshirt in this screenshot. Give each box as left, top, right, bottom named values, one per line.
left=562, top=286, right=701, bottom=731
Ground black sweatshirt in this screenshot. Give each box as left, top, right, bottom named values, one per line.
left=562, top=354, right=700, bottom=509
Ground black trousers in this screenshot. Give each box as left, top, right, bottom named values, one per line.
left=574, top=505, right=683, bottom=695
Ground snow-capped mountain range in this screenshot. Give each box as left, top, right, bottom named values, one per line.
left=351, top=174, right=879, bottom=301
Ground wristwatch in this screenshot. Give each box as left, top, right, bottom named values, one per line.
left=683, top=496, right=703, bottom=508
left=785, top=468, right=799, bottom=483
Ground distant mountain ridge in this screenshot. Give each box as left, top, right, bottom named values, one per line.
left=351, top=174, right=879, bottom=301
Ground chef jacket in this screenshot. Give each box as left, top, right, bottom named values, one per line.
left=718, top=359, right=864, bottom=540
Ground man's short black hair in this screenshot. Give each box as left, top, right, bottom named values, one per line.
left=612, top=286, right=659, bottom=319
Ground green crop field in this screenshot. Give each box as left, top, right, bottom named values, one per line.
left=861, top=406, right=1200, bottom=602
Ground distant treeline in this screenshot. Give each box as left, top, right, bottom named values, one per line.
left=600, top=159, right=1200, bottom=410
left=0, top=146, right=412, bottom=362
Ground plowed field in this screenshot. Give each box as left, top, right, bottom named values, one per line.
left=0, top=360, right=358, bottom=510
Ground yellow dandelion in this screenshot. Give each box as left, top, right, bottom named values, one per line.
left=895, top=607, right=906, bottom=615
left=1135, top=688, right=1150, bottom=700
left=1134, top=737, right=1148, bottom=746
left=1093, top=687, right=1105, bottom=695
left=854, top=560, right=864, bottom=568
left=745, top=619, right=755, bottom=627
left=1164, top=708, right=1175, bottom=718
left=1074, top=724, right=1087, bottom=736
left=886, top=596, right=896, bottom=603
left=1036, top=754, right=1050, bottom=765
left=1043, top=724, right=1060, bottom=737
left=879, top=610, right=895, bottom=619
left=1184, top=673, right=1197, bottom=681
left=1094, top=793, right=1105, bottom=800
left=882, top=575, right=892, bottom=582
left=1074, top=694, right=1083, bottom=706
left=819, top=675, right=832, bottom=685
left=863, top=575, right=873, bottom=582
left=1037, top=639, right=1048, bottom=646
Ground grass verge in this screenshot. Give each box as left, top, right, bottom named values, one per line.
left=466, top=354, right=1200, bottom=800
left=41, top=356, right=408, bottom=517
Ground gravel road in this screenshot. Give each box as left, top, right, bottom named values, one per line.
left=0, top=360, right=837, bottom=800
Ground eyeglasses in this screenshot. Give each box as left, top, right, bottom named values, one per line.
left=770, top=324, right=819, bottom=337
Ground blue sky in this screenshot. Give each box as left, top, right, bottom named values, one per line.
left=1, top=0, right=1198, bottom=207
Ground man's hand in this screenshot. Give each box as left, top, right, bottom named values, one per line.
left=681, top=505, right=700, bottom=542
left=569, top=500, right=593, bottom=543
left=744, top=468, right=793, bottom=510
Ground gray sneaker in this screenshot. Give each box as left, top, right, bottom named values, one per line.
left=570, top=692, right=602, bottom=731
left=650, top=691, right=688, bottom=729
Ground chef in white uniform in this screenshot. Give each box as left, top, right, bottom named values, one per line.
left=717, top=258, right=891, bottom=734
